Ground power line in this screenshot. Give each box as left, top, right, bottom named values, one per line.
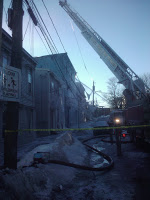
left=35, top=26, right=50, bottom=55
left=23, top=15, right=31, bottom=40
left=25, top=0, right=58, bottom=54
left=31, top=1, right=87, bottom=99
left=31, top=0, right=59, bottom=54
left=70, top=21, right=89, bottom=75
left=42, top=0, right=66, bottom=53
left=27, top=1, right=56, bottom=54
left=76, top=77, right=106, bottom=101
left=24, top=0, right=85, bottom=102
left=31, top=3, right=84, bottom=100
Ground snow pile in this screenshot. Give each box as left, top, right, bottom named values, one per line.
left=1, top=132, right=89, bottom=199
left=18, top=132, right=88, bottom=167
left=1, top=168, right=52, bottom=199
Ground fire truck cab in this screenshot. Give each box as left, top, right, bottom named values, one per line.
left=108, top=110, right=125, bottom=127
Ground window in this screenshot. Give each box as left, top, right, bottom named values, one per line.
left=28, top=68, right=32, bottom=94
left=2, top=56, right=8, bottom=67
left=50, top=80, right=56, bottom=95
left=51, top=81, right=54, bottom=90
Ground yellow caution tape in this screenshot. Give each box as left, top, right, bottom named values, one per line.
left=4, top=124, right=150, bottom=134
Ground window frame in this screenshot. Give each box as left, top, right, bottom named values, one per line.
left=27, top=67, right=32, bottom=95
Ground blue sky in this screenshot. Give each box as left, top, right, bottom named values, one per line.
left=2, top=0, right=150, bottom=106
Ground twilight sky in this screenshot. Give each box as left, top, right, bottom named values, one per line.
left=2, top=0, right=150, bottom=106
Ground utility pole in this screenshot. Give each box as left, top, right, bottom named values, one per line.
left=4, top=0, right=23, bottom=169
left=0, top=0, right=3, bottom=65
left=93, top=81, right=95, bottom=106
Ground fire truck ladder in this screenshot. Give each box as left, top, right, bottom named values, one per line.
left=59, top=0, right=149, bottom=100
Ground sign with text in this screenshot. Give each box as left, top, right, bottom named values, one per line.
left=0, top=66, right=21, bottom=102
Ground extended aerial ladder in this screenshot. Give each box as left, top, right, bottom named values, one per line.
left=59, top=0, right=149, bottom=103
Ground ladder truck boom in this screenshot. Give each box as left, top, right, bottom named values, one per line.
left=59, top=0, right=149, bottom=101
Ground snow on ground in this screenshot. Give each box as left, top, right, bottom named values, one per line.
left=0, top=131, right=90, bottom=199
left=18, top=132, right=88, bottom=168
left=1, top=119, right=150, bottom=199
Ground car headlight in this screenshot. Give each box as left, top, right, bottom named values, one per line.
left=115, top=118, right=120, bottom=124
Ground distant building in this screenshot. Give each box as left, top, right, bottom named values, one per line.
left=94, top=106, right=110, bottom=117
left=0, top=29, right=36, bottom=147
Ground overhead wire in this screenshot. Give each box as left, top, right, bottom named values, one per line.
left=31, top=0, right=85, bottom=100
left=30, top=0, right=59, bottom=54
left=76, top=76, right=106, bottom=102
left=65, top=5, right=93, bottom=82
left=35, top=26, right=51, bottom=55
left=70, top=21, right=90, bottom=76
left=34, top=0, right=85, bottom=99
left=28, top=0, right=57, bottom=54
left=24, top=0, right=85, bottom=102
left=2, top=0, right=83, bottom=109
left=30, top=0, right=58, bottom=55
left=60, top=56, right=88, bottom=99
left=42, top=0, right=66, bottom=53
left=39, top=0, right=85, bottom=99
left=23, top=16, right=31, bottom=41
left=76, top=75, right=92, bottom=99
left=50, top=56, right=82, bottom=101
left=25, top=0, right=57, bottom=54
left=33, top=2, right=84, bottom=100
left=70, top=21, right=98, bottom=99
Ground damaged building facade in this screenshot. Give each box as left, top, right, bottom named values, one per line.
left=35, top=53, right=87, bottom=129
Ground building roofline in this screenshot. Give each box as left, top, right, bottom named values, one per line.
left=35, top=52, right=67, bottom=59
left=35, top=53, right=77, bottom=73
